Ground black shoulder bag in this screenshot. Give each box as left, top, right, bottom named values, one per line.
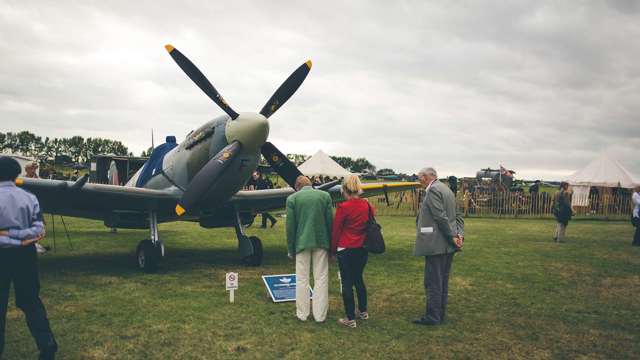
left=364, top=203, right=385, bottom=254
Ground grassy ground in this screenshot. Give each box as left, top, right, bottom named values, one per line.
left=3, top=217, right=639, bottom=359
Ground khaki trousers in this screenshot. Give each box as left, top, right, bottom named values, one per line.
left=555, top=222, right=568, bottom=242
left=295, top=248, right=329, bottom=322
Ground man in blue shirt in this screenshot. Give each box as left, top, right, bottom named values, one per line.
left=0, top=156, right=57, bottom=360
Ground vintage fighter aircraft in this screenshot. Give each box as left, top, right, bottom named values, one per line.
left=15, top=45, right=419, bottom=272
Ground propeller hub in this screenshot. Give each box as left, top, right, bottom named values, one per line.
left=225, top=112, right=270, bottom=151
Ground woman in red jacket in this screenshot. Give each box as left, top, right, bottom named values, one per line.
left=332, top=175, right=372, bottom=328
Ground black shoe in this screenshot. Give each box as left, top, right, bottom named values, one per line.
left=412, top=318, right=441, bottom=326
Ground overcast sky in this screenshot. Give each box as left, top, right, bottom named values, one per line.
left=1, top=1, right=639, bottom=180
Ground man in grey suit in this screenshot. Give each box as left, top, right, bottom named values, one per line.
left=413, top=167, right=464, bottom=326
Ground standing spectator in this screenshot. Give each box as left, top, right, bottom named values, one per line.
left=553, top=182, right=573, bottom=242
left=632, top=185, right=640, bottom=246
left=0, top=156, right=57, bottom=359
left=448, top=175, right=458, bottom=195
left=413, top=167, right=464, bottom=326
left=286, top=176, right=333, bottom=322
left=25, top=162, right=39, bottom=179
left=255, top=171, right=277, bottom=228
left=331, top=175, right=370, bottom=328
left=246, top=171, right=258, bottom=190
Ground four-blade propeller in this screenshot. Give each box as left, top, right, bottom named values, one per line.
left=165, top=44, right=311, bottom=216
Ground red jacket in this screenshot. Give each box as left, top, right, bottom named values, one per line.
left=331, top=198, right=374, bottom=253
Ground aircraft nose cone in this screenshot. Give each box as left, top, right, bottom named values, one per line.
left=225, top=113, right=270, bottom=151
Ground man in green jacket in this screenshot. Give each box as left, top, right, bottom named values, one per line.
left=413, top=167, right=464, bottom=326
left=286, top=176, right=333, bottom=322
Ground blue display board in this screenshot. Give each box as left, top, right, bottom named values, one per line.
left=262, top=274, right=313, bottom=303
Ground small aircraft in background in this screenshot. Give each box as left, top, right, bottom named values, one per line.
left=17, top=45, right=419, bottom=272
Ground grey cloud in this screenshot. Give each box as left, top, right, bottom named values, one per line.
left=1, top=0, right=638, bottom=180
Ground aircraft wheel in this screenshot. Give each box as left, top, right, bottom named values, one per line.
left=242, top=236, right=263, bottom=267
left=136, top=239, right=161, bottom=273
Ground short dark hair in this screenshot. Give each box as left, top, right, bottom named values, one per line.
left=0, top=156, right=22, bottom=182
left=560, top=181, right=569, bottom=190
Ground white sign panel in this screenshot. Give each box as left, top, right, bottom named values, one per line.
left=226, top=272, right=238, bottom=290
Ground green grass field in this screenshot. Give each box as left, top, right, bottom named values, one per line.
left=3, top=217, right=639, bottom=359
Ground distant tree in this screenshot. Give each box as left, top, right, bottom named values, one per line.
left=376, top=168, right=396, bottom=176
left=286, top=153, right=309, bottom=166
left=351, top=157, right=376, bottom=173
left=140, top=146, right=154, bottom=157
left=331, top=156, right=354, bottom=171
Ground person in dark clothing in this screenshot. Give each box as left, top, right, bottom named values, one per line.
left=255, top=171, right=277, bottom=228
left=448, top=176, right=458, bottom=195
left=0, top=156, right=57, bottom=360
left=553, top=182, right=573, bottom=242
left=331, top=175, right=370, bottom=328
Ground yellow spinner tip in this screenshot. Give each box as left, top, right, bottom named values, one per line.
left=305, top=60, right=313, bottom=69
left=15, top=178, right=24, bottom=186
left=164, top=44, right=175, bottom=53
left=175, top=204, right=186, bottom=216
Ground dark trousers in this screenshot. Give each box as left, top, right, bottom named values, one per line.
left=633, top=224, right=640, bottom=246
left=337, top=248, right=368, bottom=320
left=260, top=212, right=276, bottom=227
left=424, top=253, right=454, bottom=323
left=0, top=246, right=57, bottom=358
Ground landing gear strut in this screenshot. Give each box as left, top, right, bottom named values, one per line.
left=234, top=211, right=263, bottom=266
left=136, top=211, right=165, bottom=273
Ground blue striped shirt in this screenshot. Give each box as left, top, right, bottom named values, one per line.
left=0, top=181, right=44, bottom=248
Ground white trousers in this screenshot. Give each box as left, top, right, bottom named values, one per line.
left=295, top=248, right=329, bottom=322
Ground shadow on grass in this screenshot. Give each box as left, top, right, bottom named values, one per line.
left=39, top=246, right=290, bottom=276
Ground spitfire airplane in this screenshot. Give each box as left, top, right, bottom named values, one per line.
left=15, top=45, right=419, bottom=272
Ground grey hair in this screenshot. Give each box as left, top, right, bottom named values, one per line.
left=418, top=167, right=437, bottom=178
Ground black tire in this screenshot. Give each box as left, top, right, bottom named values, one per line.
left=242, top=236, right=263, bottom=267
left=136, top=239, right=161, bottom=273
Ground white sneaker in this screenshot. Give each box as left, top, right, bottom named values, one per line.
left=358, top=312, right=369, bottom=320
left=338, top=318, right=356, bottom=328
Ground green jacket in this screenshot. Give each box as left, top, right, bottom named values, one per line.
left=286, top=186, right=333, bottom=256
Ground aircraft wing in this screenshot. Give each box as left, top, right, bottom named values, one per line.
left=230, top=182, right=421, bottom=212
left=16, top=177, right=181, bottom=222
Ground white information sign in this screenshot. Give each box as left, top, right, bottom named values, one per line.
left=225, top=272, right=238, bottom=303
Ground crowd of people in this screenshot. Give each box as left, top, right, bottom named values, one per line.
left=285, top=168, right=464, bottom=328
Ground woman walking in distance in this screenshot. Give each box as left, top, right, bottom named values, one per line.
left=553, top=182, right=574, bottom=242
left=332, top=175, right=371, bottom=328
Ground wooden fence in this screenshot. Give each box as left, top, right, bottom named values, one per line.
left=369, top=190, right=635, bottom=220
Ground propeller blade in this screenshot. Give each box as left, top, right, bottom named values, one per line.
left=175, top=141, right=242, bottom=216
left=259, top=60, right=312, bottom=118
left=261, top=142, right=303, bottom=189
left=164, top=44, right=239, bottom=120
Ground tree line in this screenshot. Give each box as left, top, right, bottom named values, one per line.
left=1, top=130, right=398, bottom=175
left=0, top=131, right=130, bottom=163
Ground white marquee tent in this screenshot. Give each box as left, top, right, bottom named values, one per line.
left=565, top=154, right=639, bottom=206
left=298, top=150, right=352, bottom=178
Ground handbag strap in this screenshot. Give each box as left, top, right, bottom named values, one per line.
left=366, top=202, right=376, bottom=225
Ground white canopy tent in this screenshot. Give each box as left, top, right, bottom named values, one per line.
left=565, top=154, right=639, bottom=206
left=298, top=150, right=352, bottom=178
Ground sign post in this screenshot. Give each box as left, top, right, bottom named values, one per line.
left=226, top=272, right=238, bottom=303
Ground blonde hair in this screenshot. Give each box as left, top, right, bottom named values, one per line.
left=342, top=174, right=363, bottom=197
left=295, top=176, right=312, bottom=191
